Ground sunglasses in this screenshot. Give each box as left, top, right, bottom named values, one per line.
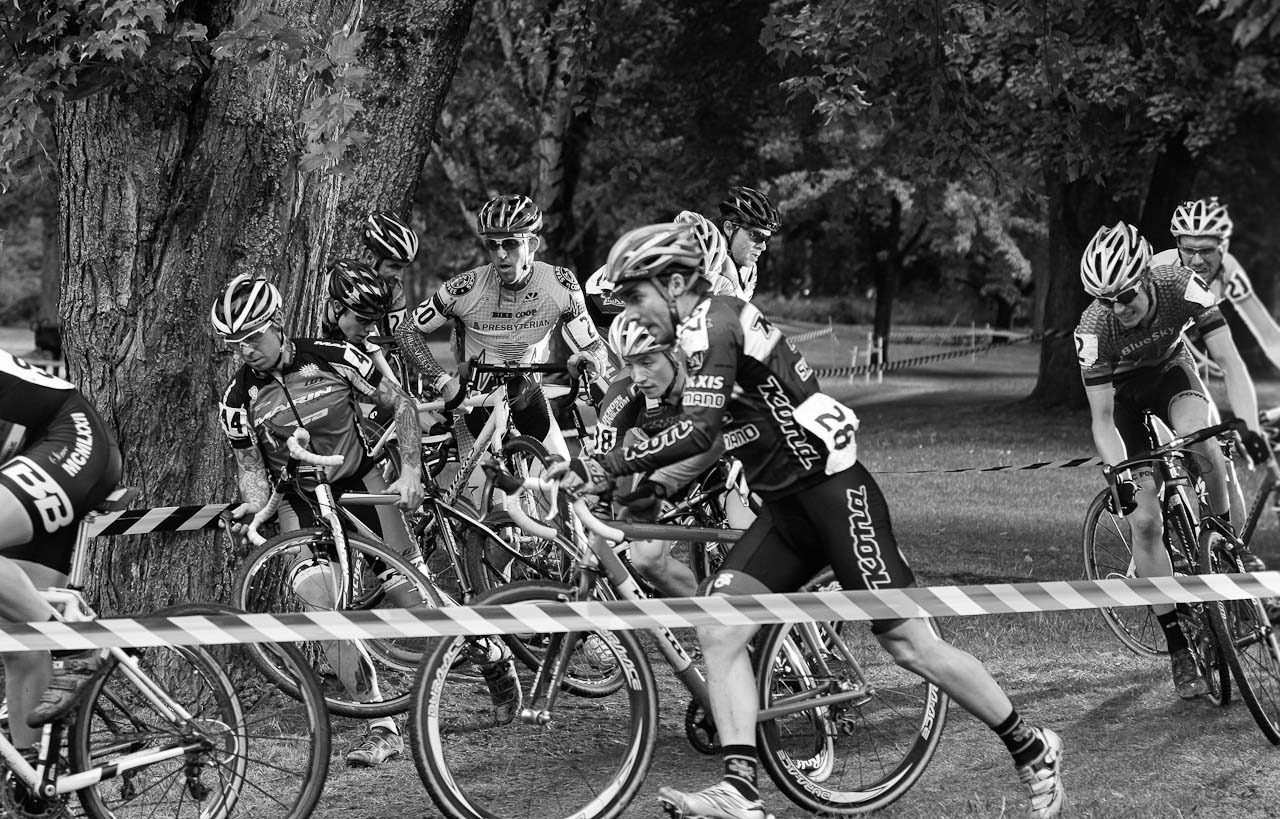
left=222, top=324, right=273, bottom=351
left=734, top=225, right=772, bottom=246
left=483, top=237, right=528, bottom=253
left=1098, top=286, right=1143, bottom=307
left=1177, top=242, right=1222, bottom=261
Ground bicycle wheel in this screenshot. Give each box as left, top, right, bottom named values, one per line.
left=755, top=571, right=949, bottom=814
left=71, top=603, right=329, bottom=819
left=409, top=580, right=657, bottom=819
left=1082, top=488, right=1166, bottom=656
left=234, top=527, right=443, bottom=717
left=475, top=435, right=572, bottom=588
left=1201, top=534, right=1280, bottom=743
left=1179, top=607, right=1230, bottom=707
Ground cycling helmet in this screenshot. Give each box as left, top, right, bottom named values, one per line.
left=361, top=211, right=419, bottom=263
left=477, top=194, right=543, bottom=235
left=211, top=274, right=282, bottom=336
left=608, top=312, right=670, bottom=358
left=326, top=259, right=393, bottom=317
left=1170, top=197, right=1233, bottom=242
left=675, top=210, right=728, bottom=278
left=603, top=223, right=704, bottom=290
left=1080, top=222, right=1152, bottom=297
left=718, top=185, right=781, bottom=232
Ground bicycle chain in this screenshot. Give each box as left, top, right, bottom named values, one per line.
left=0, top=762, right=73, bottom=819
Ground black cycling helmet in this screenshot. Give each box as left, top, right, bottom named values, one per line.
left=718, top=185, right=781, bottom=232
left=361, top=211, right=419, bottom=263
left=326, top=259, right=394, bottom=318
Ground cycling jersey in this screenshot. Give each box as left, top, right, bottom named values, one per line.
left=598, top=297, right=859, bottom=500
left=0, top=351, right=122, bottom=572
left=594, top=374, right=683, bottom=454
left=1150, top=248, right=1251, bottom=306
left=403, top=261, right=608, bottom=382
left=1074, top=264, right=1228, bottom=387
left=220, top=339, right=381, bottom=482
left=713, top=259, right=757, bottom=301
left=584, top=265, right=626, bottom=334
left=378, top=277, right=408, bottom=337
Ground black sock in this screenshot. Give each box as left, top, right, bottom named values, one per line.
left=1157, top=610, right=1189, bottom=653
left=993, top=708, right=1045, bottom=768
left=721, top=744, right=759, bottom=801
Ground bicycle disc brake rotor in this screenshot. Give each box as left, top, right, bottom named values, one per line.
left=684, top=699, right=720, bottom=755
left=0, top=763, right=73, bottom=819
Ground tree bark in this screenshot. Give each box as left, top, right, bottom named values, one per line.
left=56, top=0, right=473, bottom=615
left=1029, top=173, right=1130, bottom=407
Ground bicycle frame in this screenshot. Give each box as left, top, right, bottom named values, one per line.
left=494, top=473, right=881, bottom=728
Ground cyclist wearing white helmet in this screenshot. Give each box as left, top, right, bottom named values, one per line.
left=214, top=273, right=426, bottom=768
left=1075, top=221, right=1271, bottom=700
left=397, top=194, right=609, bottom=458
left=553, top=222, right=1064, bottom=819
left=717, top=185, right=781, bottom=301
left=360, top=211, right=418, bottom=335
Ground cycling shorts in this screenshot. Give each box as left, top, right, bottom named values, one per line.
left=713, top=462, right=915, bottom=632
left=463, top=376, right=551, bottom=441
left=1112, top=358, right=1207, bottom=457
left=0, top=394, right=122, bottom=573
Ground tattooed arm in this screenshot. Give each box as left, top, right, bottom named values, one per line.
left=371, top=379, right=425, bottom=510
left=224, top=446, right=273, bottom=547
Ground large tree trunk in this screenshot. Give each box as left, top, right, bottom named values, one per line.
left=56, top=0, right=473, bottom=616
left=1029, top=174, right=1130, bottom=407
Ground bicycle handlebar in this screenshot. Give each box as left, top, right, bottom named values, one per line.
left=482, top=464, right=562, bottom=540
left=1103, top=418, right=1247, bottom=477
left=287, top=429, right=346, bottom=467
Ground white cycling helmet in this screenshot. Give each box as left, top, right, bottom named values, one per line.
left=211, top=274, right=282, bottom=337
left=608, top=313, right=670, bottom=358
left=1080, top=222, right=1151, bottom=298
left=1170, top=197, right=1233, bottom=243
left=674, top=210, right=728, bottom=279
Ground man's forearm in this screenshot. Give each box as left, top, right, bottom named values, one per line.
left=396, top=322, right=448, bottom=384
left=233, top=448, right=273, bottom=509
left=395, top=394, right=424, bottom=475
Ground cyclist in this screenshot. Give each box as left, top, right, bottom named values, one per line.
left=322, top=259, right=401, bottom=385
left=553, top=222, right=1065, bottom=819
left=1074, top=221, right=1271, bottom=700
left=716, top=186, right=781, bottom=301
left=1155, top=198, right=1280, bottom=569
left=360, top=210, right=418, bottom=336
left=396, top=193, right=609, bottom=462
left=214, top=273, right=425, bottom=767
left=0, top=351, right=121, bottom=765
left=597, top=313, right=750, bottom=597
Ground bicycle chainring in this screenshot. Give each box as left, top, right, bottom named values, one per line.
left=684, top=699, right=720, bottom=755
left=0, top=762, right=73, bottom=819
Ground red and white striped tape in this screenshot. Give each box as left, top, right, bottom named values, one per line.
left=84, top=503, right=234, bottom=537
left=6, top=572, right=1280, bottom=653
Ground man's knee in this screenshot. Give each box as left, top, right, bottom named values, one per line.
left=697, top=569, right=770, bottom=652
left=628, top=540, right=668, bottom=574
left=874, top=619, right=937, bottom=672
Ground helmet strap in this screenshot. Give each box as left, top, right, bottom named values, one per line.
left=659, top=350, right=683, bottom=403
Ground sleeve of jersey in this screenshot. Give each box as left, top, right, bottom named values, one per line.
left=218, top=379, right=254, bottom=450
left=398, top=290, right=453, bottom=381
left=598, top=322, right=734, bottom=478
left=594, top=380, right=641, bottom=455
left=1073, top=317, right=1115, bottom=387
left=1183, top=272, right=1228, bottom=337
left=322, top=342, right=383, bottom=397
left=560, top=288, right=611, bottom=374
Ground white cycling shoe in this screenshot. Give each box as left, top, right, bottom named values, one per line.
left=657, top=781, right=774, bottom=819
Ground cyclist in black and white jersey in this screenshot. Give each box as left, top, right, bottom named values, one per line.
left=360, top=211, right=418, bottom=337
left=0, top=352, right=122, bottom=768
left=553, top=223, right=1064, bottom=819
left=716, top=186, right=780, bottom=301
left=396, top=194, right=609, bottom=458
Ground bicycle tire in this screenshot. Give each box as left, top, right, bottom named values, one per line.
left=234, top=527, right=443, bottom=717
left=755, top=570, right=949, bottom=814
left=1201, top=534, right=1280, bottom=744
left=1179, top=607, right=1230, bottom=707
left=1082, top=488, right=1167, bottom=656
left=409, top=579, right=657, bottom=819
left=71, top=603, right=329, bottom=819
left=474, top=435, right=573, bottom=588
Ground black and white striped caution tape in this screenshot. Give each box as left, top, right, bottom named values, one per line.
left=7, top=572, right=1280, bottom=652
left=813, top=327, right=1075, bottom=379
left=84, top=503, right=234, bottom=538
left=880, top=456, right=1103, bottom=475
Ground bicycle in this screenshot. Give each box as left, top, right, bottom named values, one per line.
left=1084, top=417, right=1280, bottom=742
left=0, top=489, right=329, bottom=819
left=407, top=465, right=949, bottom=819
left=233, top=428, right=448, bottom=717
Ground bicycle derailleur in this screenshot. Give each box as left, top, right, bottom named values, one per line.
left=684, top=699, right=720, bottom=755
